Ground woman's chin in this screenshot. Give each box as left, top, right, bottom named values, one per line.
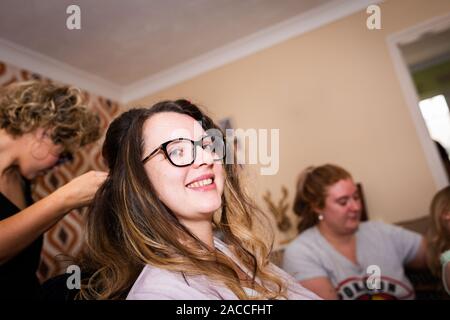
left=26, top=174, right=37, bottom=180
left=344, top=221, right=360, bottom=233
left=195, top=200, right=222, bottom=215
left=20, top=169, right=35, bottom=180
left=23, top=170, right=46, bottom=180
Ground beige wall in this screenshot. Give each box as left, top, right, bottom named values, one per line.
left=130, top=0, right=450, bottom=240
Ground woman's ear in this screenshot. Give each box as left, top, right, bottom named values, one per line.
left=312, top=205, right=323, bottom=216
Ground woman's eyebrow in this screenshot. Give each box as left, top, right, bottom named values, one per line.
left=335, top=191, right=359, bottom=201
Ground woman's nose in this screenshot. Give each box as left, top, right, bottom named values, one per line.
left=349, top=198, right=361, bottom=211
left=192, top=145, right=214, bottom=167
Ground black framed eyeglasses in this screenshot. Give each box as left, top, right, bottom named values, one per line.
left=55, top=151, right=74, bottom=166
left=142, top=135, right=225, bottom=167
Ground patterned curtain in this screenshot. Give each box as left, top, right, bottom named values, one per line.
left=0, top=60, right=124, bottom=283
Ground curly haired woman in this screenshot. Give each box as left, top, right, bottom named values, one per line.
left=0, top=81, right=107, bottom=299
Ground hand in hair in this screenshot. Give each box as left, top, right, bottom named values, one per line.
left=55, top=170, right=108, bottom=210
left=0, top=170, right=107, bottom=265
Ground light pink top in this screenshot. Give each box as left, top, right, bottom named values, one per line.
left=126, top=238, right=321, bottom=300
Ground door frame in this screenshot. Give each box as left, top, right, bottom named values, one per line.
left=386, top=12, right=450, bottom=189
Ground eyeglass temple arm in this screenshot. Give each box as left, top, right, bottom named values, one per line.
left=142, top=147, right=161, bottom=164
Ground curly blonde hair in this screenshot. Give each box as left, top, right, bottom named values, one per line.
left=0, top=80, right=100, bottom=151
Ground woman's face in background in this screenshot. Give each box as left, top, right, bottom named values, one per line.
left=319, top=178, right=362, bottom=235
left=142, top=112, right=225, bottom=226
left=18, top=128, right=64, bottom=179
left=441, top=209, right=450, bottom=234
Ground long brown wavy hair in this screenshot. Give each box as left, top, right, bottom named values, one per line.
left=293, top=164, right=352, bottom=233
left=78, top=100, right=286, bottom=299
left=426, top=186, right=450, bottom=277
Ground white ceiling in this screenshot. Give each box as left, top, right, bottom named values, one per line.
left=0, top=0, right=377, bottom=102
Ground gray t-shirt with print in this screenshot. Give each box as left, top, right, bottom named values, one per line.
left=282, top=221, right=422, bottom=300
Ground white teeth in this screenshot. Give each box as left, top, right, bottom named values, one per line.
left=187, top=178, right=213, bottom=188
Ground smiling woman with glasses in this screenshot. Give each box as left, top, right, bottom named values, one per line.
left=77, top=99, right=319, bottom=300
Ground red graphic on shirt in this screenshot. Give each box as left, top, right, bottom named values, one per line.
left=336, top=276, right=413, bottom=300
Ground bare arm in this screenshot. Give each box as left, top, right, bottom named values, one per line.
left=405, top=237, right=428, bottom=270
left=0, top=171, right=107, bottom=265
left=300, top=277, right=339, bottom=300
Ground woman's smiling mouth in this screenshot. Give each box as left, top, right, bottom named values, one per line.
left=186, top=174, right=216, bottom=191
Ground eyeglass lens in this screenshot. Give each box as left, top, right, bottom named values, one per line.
left=166, top=136, right=225, bottom=166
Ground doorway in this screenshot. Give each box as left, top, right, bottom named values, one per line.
left=387, top=13, right=450, bottom=188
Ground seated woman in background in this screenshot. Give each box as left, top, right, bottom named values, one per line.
left=0, top=80, right=107, bottom=299
left=78, top=100, right=319, bottom=300
left=282, top=164, right=427, bottom=300
left=426, top=186, right=450, bottom=296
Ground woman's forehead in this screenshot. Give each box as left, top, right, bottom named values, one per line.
left=142, top=112, right=205, bottom=145
left=327, top=179, right=356, bottom=198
